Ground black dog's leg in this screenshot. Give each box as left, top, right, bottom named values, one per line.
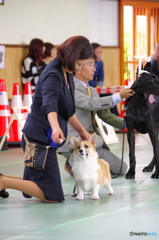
left=147, top=128, right=159, bottom=178
left=143, top=157, right=155, bottom=172
left=125, top=129, right=136, bottom=179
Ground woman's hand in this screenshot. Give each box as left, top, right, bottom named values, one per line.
left=52, top=127, right=65, bottom=144
left=120, top=88, right=135, bottom=98
left=79, top=130, right=90, bottom=141
left=47, top=111, right=65, bottom=144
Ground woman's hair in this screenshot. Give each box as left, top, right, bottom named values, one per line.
left=28, top=38, right=44, bottom=65
left=57, top=36, right=93, bottom=72
left=91, top=43, right=101, bottom=51
left=43, top=42, right=54, bottom=58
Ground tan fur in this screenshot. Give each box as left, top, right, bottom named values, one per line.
left=70, top=133, right=114, bottom=200
left=73, top=140, right=96, bottom=152
left=97, top=159, right=111, bottom=187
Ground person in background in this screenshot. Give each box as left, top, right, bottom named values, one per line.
left=0, top=36, right=93, bottom=203
left=150, top=42, right=159, bottom=77
left=58, top=57, right=135, bottom=177
left=38, top=42, right=56, bottom=76
left=43, top=42, right=56, bottom=65
left=22, top=38, right=45, bottom=91
left=89, top=43, right=104, bottom=87
left=89, top=43, right=119, bottom=116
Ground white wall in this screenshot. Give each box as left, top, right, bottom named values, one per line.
left=0, top=0, right=90, bottom=45
left=0, top=0, right=118, bottom=46
left=90, top=0, right=119, bottom=46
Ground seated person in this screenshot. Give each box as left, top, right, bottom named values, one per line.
left=22, top=38, right=45, bottom=92
left=57, top=57, right=134, bottom=176
left=89, top=42, right=119, bottom=116
left=38, top=42, right=56, bottom=76
left=89, top=43, right=104, bottom=87
left=43, top=42, right=56, bottom=65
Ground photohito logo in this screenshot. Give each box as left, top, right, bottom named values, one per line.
left=130, top=232, right=157, bottom=237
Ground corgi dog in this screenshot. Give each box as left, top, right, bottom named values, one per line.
left=70, top=133, right=114, bottom=200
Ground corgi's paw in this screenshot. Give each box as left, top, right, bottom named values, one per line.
left=92, top=195, right=100, bottom=200
left=108, top=186, right=114, bottom=195
left=108, top=191, right=114, bottom=195
left=76, top=195, right=84, bottom=200
left=84, top=192, right=91, bottom=195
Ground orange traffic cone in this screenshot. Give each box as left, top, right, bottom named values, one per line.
left=8, top=83, right=25, bottom=143
left=0, top=79, right=12, bottom=150
left=120, top=99, right=126, bottom=118
left=116, top=98, right=128, bottom=133
left=0, top=79, right=11, bottom=136
left=23, top=82, right=32, bottom=118
left=23, top=82, right=33, bottom=107
left=124, top=79, right=131, bottom=87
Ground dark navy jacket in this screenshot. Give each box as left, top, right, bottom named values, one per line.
left=22, top=58, right=75, bottom=144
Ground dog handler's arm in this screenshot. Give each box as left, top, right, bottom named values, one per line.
left=112, top=88, right=135, bottom=106
left=69, top=114, right=90, bottom=140
left=47, top=111, right=65, bottom=144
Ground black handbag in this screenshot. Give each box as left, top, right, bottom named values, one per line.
left=24, top=135, right=50, bottom=170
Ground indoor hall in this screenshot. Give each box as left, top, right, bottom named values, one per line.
left=1, top=0, right=159, bottom=239
left=0, top=133, right=158, bottom=240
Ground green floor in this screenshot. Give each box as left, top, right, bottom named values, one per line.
left=0, top=133, right=159, bottom=240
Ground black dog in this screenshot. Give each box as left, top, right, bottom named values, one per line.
left=125, top=71, right=159, bottom=179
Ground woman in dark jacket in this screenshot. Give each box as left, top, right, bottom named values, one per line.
left=0, top=36, right=93, bottom=203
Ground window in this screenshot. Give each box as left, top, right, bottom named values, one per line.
left=120, top=0, right=159, bottom=84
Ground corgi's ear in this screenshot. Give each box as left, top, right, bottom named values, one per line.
left=70, top=136, right=79, bottom=148
left=89, top=132, right=97, bottom=146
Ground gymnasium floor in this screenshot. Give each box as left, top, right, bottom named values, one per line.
left=0, top=133, right=159, bottom=240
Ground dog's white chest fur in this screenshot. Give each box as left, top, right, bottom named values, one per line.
left=71, top=137, right=114, bottom=200
left=72, top=151, right=100, bottom=192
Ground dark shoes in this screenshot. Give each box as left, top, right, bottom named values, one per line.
left=0, top=173, right=9, bottom=198
left=64, top=159, right=73, bottom=177
left=0, top=189, right=9, bottom=198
